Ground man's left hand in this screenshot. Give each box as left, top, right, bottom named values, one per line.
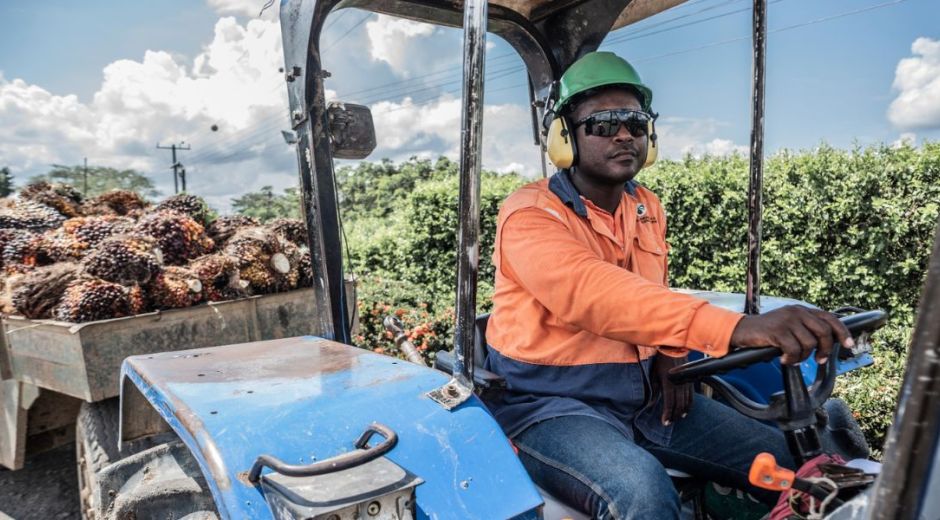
left=651, top=354, right=693, bottom=426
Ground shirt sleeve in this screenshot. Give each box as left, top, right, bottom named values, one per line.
left=498, top=207, right=742, bottom=356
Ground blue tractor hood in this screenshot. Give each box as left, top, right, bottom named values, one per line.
left=120, top=337, right=543, bottom=519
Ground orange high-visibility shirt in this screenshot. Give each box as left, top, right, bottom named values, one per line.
left=482, top=171, right=744, bottom=441
left=487, top=173, right=743, bottom=366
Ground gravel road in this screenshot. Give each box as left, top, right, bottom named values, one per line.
left=0, top=444, right=80, bottom=520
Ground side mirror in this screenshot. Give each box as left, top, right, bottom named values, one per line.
left=327, top=102, right=376, bottom=160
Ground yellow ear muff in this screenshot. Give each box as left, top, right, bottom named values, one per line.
left=643, top=118, right=658, bottom=168
left=546, top=116, right=577, bottom=169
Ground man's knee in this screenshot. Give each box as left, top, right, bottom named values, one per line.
left=594, top=458, right=681, bottom=519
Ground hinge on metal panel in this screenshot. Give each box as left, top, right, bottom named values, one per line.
left=426, top=377, right=472, bottom=411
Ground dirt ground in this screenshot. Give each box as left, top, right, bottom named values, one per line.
left=0, top=444, right=80, bottom=520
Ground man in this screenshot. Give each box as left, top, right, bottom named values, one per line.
left=483, top=52, right=853, bottom=519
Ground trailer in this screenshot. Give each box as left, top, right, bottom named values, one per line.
left=0, top=284, right=356, bottom=471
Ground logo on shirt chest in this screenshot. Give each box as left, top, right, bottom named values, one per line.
left=636, top=203, right=658, bottom=224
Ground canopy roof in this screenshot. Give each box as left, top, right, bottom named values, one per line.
left=487, top=0, right=685, bottom=29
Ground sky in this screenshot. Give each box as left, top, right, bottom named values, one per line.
left=1, top=0, right=938, bottom=212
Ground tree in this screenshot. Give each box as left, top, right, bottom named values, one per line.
left=30, top=165, right=159, bottom=199
left=0, top=167, right=13, bottom=197
left=231, top=186, right=301, bottom=221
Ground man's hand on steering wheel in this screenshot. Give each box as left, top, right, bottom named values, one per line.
left=729, top=305, right=855, bottom=366
left=651, top=354, right=692, bottom=425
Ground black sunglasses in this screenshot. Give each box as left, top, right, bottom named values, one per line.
left=574, top=109, right=654, bottom=138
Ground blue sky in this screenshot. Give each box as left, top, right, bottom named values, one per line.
left=1, top=0, right=937, bottom=211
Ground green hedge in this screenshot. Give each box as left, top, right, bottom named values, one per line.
left=340, top=144, right=940, bottom=452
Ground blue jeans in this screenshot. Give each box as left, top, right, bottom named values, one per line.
left=513, top=395, right=795, bottom=520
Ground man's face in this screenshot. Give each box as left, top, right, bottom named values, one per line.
left=570, top=88, right=648, bottom=185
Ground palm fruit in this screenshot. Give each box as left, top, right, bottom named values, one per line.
left=134, top=210, right=214, bottom=265
left=84, top=190, right=149, bottom=216
left=297, top=247, right=314, bottom=288
left=189, top=253, right=248, bottom=302
left=156, top=194, right=211, bottom=225
left=268, top=218, right=307, bottom=246
left=2, top=229, right=53, bottom=268
left=224, top=227, right=293, bottom=294
left=83, top=234, right=163, bottom=285
left=207, top=215, right=259, bottom=246
left=19, top=181, right=84, bottom=218
left=53, top=278, right=135, bottom=323
left=148, top=266, right=204, bottom=310
left=0, top=199, right=67, bottom=231
left=276, top=238, right=302, bottom=291
left=45, top=216, right=135, bottom=261
left=8, top=263, right=82, bottom=319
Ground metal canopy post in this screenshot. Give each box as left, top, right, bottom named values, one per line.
left=453, top=0, right=488, bottom=392
left=868, top=220, right=940, bottom=518
left=745, top=0, right=767, bottom=315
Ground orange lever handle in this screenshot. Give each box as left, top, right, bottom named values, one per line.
left=749, top=452, right=796, bottom=491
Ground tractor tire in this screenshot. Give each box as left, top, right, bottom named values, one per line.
left=75, top=398, right=219, bottom=520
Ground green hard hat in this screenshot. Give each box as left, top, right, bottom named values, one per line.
left=556, top=51, right=653, bottom=112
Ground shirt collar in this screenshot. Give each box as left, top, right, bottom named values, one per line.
left=548, top=169, right=638, bottom=218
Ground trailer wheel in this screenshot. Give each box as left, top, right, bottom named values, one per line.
left=76, top=398, right=121, bottom=519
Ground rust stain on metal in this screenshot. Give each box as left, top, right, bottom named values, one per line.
left=236, top=470, right=258, bottom=487
left=128, top=336, right=364, bottom=386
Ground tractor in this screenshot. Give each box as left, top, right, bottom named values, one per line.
left=68, top=1, right=940, bottom=519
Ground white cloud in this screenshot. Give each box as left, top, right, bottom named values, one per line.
left=370, top=96, right=540, bottom=177
left=654, top=117, right=747, bottom=159
left=0, top=16, right=291, bottom=212
left=888, top=37, right=940, bottom=130
left=892, top=132, right=918, bottom=148
left=364, top=14, right=457, bottom=78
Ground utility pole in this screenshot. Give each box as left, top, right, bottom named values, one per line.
left=156, top=142, right=191, bottom=193
left=83, top=157, right=88, bottom=195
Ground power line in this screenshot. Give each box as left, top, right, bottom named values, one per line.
left=187, top=0, right=909, bottom=168
left=323, top=12, right=373, bottom=52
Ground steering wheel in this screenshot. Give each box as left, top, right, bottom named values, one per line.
left=667, top=309, right=887, bottom=463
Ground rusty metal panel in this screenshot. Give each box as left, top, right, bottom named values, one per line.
left=1, top=286, right=354, bottom=403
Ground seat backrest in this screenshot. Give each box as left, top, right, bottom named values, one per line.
left=473, top=313, right=490, bottom=369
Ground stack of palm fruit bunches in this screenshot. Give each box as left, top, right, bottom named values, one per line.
left=0, top=181, right=313, bottom=323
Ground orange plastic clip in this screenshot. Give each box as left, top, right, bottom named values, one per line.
left=748, top=452, right=796, bottom=492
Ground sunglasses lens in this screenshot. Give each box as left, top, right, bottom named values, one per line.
left=580, top=110, right=651, bottom=137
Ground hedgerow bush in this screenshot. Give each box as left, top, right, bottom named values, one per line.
left=339, top=144, right=939, bottom=451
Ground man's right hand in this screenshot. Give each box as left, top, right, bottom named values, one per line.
left=729, top=305, right=854, bottom=365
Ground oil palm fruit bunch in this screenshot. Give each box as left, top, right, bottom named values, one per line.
left=84, top=190, right=149, bottom=216
left=224, top=227, right=292, bottom=294
left=189, top=253, right=248, bottom=302
left=268, top=218, right=307, bottom=246
left=45, top=216, right=135, bottom=261
left=156, top=194, right=211, bottom=226
left=1, top=229, right=53, bottom=269
left=276, top=238, right=303, bottom=291
left=53, top=278, right=137, bottom=323
left=206, top=215, right=259, bottom=245
left=19, top=181, right=84, bottom=218
left=0, top=199, right=67, bottom=231
left=83, top=234, right=163, bottom=285
left=8, top=263, right=82, bottom=319
left=148, top=266, right=204, bottom=310
left=297, top=247, right=313, bottom=288
left=134, top=210, right=215, bottom=265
